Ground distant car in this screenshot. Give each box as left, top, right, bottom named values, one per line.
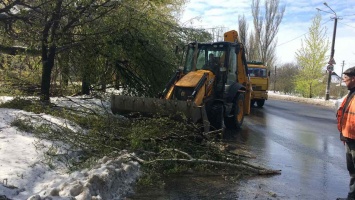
left=335, top=95, right=346, bottom=111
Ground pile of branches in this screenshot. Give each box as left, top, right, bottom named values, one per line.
left=1, top=97, right=281, bottom=176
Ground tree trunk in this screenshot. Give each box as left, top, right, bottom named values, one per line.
left=40, top=0, right=63, bottom=102
left=62, top=64, right=69, bottom=87
left=114, top=72, right=120, bottom=90
left=101, top=81, right=106, bottom=91
left=41, top=46, right=56, bottom=101
left=101, top=60, right=109, bottom=92
left=82, top=73, right=90, bottom=95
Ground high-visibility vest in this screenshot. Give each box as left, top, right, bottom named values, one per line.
left=337, top=96, right=355, bottom=139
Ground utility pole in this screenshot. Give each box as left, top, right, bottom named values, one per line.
left=274, top=66, right=276, bottom=92
left=339, top=60, right=344, bottom=87
left=340, top=60, right=345, bottom=97
left=325, top=15, right=337, bottom=100
left=317, top=2, right=339, bottom=100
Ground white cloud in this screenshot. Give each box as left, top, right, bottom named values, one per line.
left=180, top=0, right=355, bottom=75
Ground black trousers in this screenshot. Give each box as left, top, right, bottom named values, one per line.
left=345, top=142, right=355, bottom=199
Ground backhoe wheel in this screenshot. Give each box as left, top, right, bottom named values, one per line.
left=257, top=99, right=265, bottom=107
left=209, top=102, right=224, bottom=131
left=225, top=93, right=245, bottom=129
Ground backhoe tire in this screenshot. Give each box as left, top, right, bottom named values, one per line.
left=225, top=93, right=245, bottom=129
left=208, top=103, right=224, bottom=131
left=257, top=99, right=265, bottom=107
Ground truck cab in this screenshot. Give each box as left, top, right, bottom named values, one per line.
left=247, top=61, right=269, bottom=107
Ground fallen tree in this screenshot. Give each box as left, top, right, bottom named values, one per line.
left=1, top=96, right=281, bottom=185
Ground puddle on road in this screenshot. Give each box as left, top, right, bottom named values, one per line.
left=126, top=173, right=243, bottom=200
left=126, top=171, right=280, bottom=200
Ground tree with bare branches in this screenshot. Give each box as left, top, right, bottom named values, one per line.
left=238, top=15, right=249, bottom=58
left=251, top=0, right=285, bottom=68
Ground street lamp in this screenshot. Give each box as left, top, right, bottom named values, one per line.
left=317, top=2, right=339, bottom=100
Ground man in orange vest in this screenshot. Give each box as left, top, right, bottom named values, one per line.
left=337, top=66, right=355, bottom=200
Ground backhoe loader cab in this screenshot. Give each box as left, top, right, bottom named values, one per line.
left=180, top=42, right=240, bottom=96
left=111, top=30, right=252, bottom=132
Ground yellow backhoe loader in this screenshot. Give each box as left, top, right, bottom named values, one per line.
left=111, top=30, right=252, bottom=132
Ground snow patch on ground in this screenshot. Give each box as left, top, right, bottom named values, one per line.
left=34, top=154, right=140, bottom=200
left=0, top=97, right=140, bottom=200
left=268, top=92, right=338, bottom=109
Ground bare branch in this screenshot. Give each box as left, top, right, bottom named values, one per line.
left=130, top=151, right=281, bottom=175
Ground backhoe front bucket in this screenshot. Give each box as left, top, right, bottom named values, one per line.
left=111, top=95, right=209, bottom=130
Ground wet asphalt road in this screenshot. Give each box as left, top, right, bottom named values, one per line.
left=234, top=99, right=348, bottom=199
left=128, top=98, right=349, bottom=200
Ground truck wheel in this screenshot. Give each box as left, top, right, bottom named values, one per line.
left=209, top=103, right=224, bottom=130
left=257, top=99, right=265, bottom=107
left=225, top=93, right=245, bottom=129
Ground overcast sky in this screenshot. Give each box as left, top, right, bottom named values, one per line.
left=179, top=0, right=355, bottom=75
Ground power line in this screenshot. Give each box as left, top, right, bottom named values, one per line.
left=277, top=33, right=307, bottom=47
left=338, top=21, right=355, bottom=29
left=277, top=19, right=332, bottom=47
left=341, top=14, right=355, bottom=17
